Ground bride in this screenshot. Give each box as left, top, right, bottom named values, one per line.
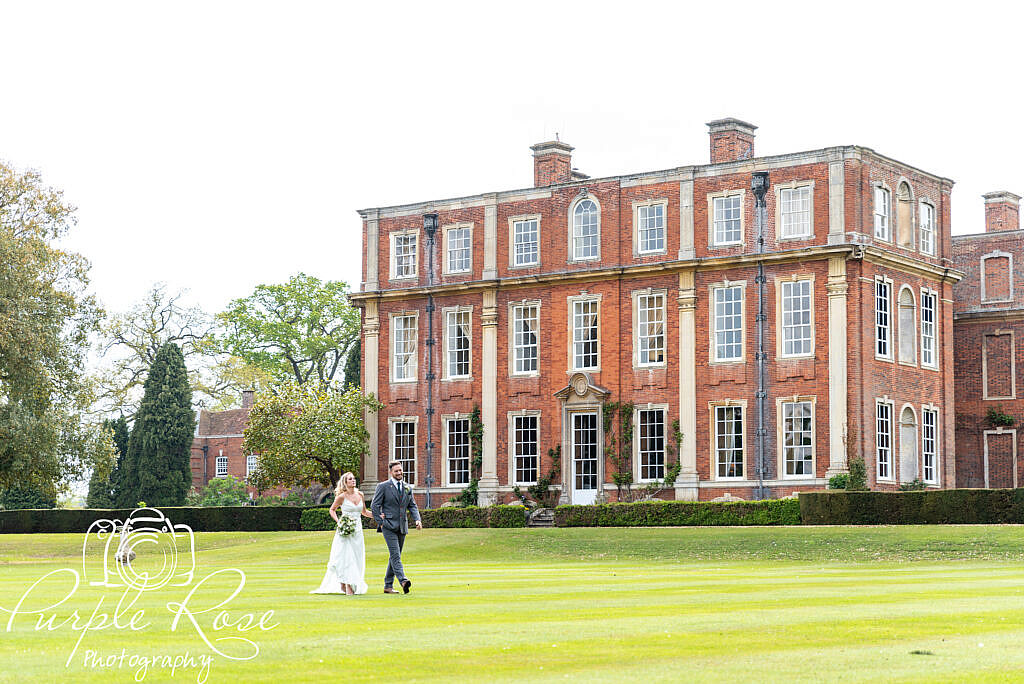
left=311, top=472, right=373, bottom=595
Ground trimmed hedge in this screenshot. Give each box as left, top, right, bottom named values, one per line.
left=299, top=505, right=528, bottom=531
left=555, top=499, right=801, bottom=527
left=800, top=489, right=1024, bottom=524
left=0, top=506, right=305, bottom=534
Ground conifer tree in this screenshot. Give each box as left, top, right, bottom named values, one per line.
left=121, top=343, right=194, bottom=506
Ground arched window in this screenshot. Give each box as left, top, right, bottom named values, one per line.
left=899, top=406, right=918, bottom=484
left=571, top=198, right=600, bottom=261
left=898, top=286, right=916, bottom=365
left=896, top=182, right=914, bottom=249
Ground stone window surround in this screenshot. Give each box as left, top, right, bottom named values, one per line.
left=441, top=305, right=473, bottom=381
left=507, top=409, right=542, bottom=486
left=632, top=198, right=669, bottom=257
left=774, top=273, right=816, bottom=360
left=872, top=181, right=892, bottom=243
left=708, top=279, right=747, bottom=365
left=982, top=428, right=1018, bottom=489
left=921, top=403, right=940, bottom=486
left=918, top=199, right=937, bottom=256
left=567, top=293, right=602, bottom=373
left=896, top=285, right=918, bottom=368
left=441, top=412, right=472, bottom=488
left=874, top=275, right=894, bottom=362
left=709, top=398, right=748, bottom=481
left=919, top=286, right=939, bottom=371
left=507, top=299, right=542, bottom=378
left=776, top=395, right=817, bottom=480
left=215, top=455, right=228, bottom=478
left=774, top=180, right=815, bottom=242
left=389, top=228, right=419, bottom=281
left=982, top=329, right=1016, bottom=400
left=568, top=194, right=601, bottom=264
left=441, top=222, right=473, bottom=276
left=389, top=310, right=419, bottom=384
left=631, top=287, right=668, bottom=369
left=707, top=189, right=746, bottom=248
left=633, top=402, right=670, bottom=483
left=508, top=213, right=542, bottom=269
left=876, top=396, right=895, bottom=482
left=388, top=415, right=419, bottom=485
left=980, top=250, right=1014, bottom=303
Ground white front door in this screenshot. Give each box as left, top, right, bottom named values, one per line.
left=571, top=412, right=599, bottom=505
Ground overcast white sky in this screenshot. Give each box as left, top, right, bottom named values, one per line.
left=2, top=1, right=1021, bottom=317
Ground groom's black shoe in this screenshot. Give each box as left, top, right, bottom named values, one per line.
left=383, top=587, right=399, bottom=594
left=401, top=579, right=412, bottom=594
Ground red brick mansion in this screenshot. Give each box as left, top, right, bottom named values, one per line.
left=350, top=119, right=971, bottom=506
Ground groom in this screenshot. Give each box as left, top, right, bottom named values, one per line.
left=370, top=461, right=421, bottom=594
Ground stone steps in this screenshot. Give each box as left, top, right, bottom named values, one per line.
left=527, top=508, right=555, bottom=527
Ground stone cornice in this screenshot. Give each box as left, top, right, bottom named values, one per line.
left=351, top=246, right=856, bottom=302
left=357, top=145, right=955, bottom=220
left=860, top=246, right=965, bottom=284
left=954, top=308, right=1024, bottom=323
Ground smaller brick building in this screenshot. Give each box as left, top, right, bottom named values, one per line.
left=190, top=390, right=258, bottom=496
left=953, top=192, right=1024, bottom=487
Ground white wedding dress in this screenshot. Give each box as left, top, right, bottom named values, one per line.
left=311, top=499, right=368, bottom=595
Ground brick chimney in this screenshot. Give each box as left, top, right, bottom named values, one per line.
left=242, top=389, right=254, bottom=409
left=707, top=118, right=757, bottom=164
left=983, top=191, right=1021, bottom=232
left=531, top=140, right=574, bottom=187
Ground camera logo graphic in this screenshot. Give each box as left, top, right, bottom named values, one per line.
left=83, top=508, right=195, bottom=591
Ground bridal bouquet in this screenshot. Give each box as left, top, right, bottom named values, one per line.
left=336, top=516, right=356, bottom=537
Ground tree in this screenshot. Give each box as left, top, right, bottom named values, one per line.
left=118, top=343, right=194, bottom=507
left=0, top=484, right=57, bottom=510
left=93, top=283, right=237, bottom=415
left=187, top=475, right=249, bottom=506
left=0, top=161, right=109, bottom=493
left=243, top=382, right=381, bottom=492
left=217, top=273, right=360, bottom=386
left=342, top=336, right=360, bottom=390
left=86, top=417, right=128, bottom=508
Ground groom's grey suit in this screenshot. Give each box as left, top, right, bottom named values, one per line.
left=370, top=479, right=421, bottom=589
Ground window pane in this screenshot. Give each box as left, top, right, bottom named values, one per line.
left=639, top=409, right=665, bottom=480
left=395, top=234, right=417, bottom=277
left=394, top=421, right=416, bottom=484
left=780, top=186, right=812, bottom=238
left=714, top=286, right=743, bottom=361
left=783, top=401, right=814, bottom=476
left=573, top=300, right=599, bottom=369
left=876, top=403, right=891, bottom=480
left=447, top=227, right=470, bottom=272
left=921, top=290, right=936, bottom=367
left=638, top=204, right=665, bottom=253
left=875, top=281, right=890, bottom=357
left=513, top=304, right=539, bottom=374
left=573, top=200, right=599, bottom=259
left=637, top=294, right=665, bottom=365
left=715, top=406, right=743, bottom=478
left=781, top=280, right=812, bottom=356
left=920, top=204, right=936, bottom=255
left=514, top=219, right=539, bottom=266
left=393, top=315, right=417, bottom=380
left=922, top=409, right=938, bottom=483
left=874, top=188, right=890, bottom=240
left=447, top=419, right=470, bottom=485
left=514, top=415, right=539, bottom=484
left=714, top=195, right=742, bottom=245
left=447, top=310, right=471, bottom=378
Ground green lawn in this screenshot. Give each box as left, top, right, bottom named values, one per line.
left=4, top=526, right=1024, bottom=682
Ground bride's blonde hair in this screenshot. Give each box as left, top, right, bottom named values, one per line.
left=335, top=472, right=356, bottom=497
